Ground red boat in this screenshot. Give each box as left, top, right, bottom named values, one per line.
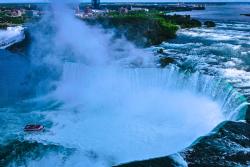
left=24, top=125, right=44, bottom=132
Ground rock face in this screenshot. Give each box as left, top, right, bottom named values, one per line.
left=114, top=154, right=187, bottom=167
left=246, top=106, right=250, bottom=123
left=6, top=30, right=31, bottom=53
left=159, top=57, right=175, bottom=67
left=114, top=121, right=250, bottom=167
left=0, top=140, right=74, bottom=167
left=182, top=121, right=250, bottom=167
left=240, top=14, right=250, bottom=17
left=204, top=21, right=216, bottom=28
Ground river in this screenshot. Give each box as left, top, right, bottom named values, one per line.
left=0, top=3, right=249, bottom=167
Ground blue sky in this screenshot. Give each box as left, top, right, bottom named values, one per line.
left=1, top=0, right=250, bottom=2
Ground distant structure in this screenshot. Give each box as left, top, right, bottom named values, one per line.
left=91, top=0, right=100, bottom=9
left=119, top=7, right=128, bottom=14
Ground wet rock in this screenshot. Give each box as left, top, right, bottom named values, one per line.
left=182, top=121, right=250, bottom=167
left=246, top=105, right=250, bottom=123
left=0, top=140, right=75, bottom=167
left=114, top=121, right=250, bottom=167
left=240, top=14, right=250, bottom=17
left=114, top=154, right=187, bottom=167
left=159, top=57, right=175, bottom=67
left=179, top=60, right=197, bottom=73
left=157, top=48, right=164, bottom=54
left=6, top=30, right=31, bottom=54
left=204, top=21, right=216, bottom=28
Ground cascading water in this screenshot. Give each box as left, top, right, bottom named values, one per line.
left=161, top=4, right=250, bottom=102
left=59, top=62, right=247, bottom=120
left=155, top=4, right=250, bottom=121
left=11, top=62, right=244, bottom=167
left=1, top=2, right=250, bottom=167
left=0, top=26, right=25, bottom=49
left=17, top=62, right=220, bottom=166
left=1, top=54, right=247, bottom=167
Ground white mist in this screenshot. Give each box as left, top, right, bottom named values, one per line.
left=23, top=1, right=224, bottom=167
left=25, top=65, right=224, bottom=167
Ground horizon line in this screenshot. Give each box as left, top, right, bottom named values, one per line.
left=1, top=1, right=250, bottom=3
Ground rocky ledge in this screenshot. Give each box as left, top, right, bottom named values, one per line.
left=0, top=140, right=75, bottom=166
left=204, top=21, right=216, bottom=28
left=114, top=121, right=250, bottom=167
left=240, top=14, right=250, bottom=17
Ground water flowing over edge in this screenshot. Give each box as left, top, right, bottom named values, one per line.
left=60, top=62, right=248, bottom=121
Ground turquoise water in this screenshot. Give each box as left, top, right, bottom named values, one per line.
left=172, top=3, right=250, bottom=22
left=1, top=3, right=249, bottom=167
left=165, top=3, right=250, bottom=98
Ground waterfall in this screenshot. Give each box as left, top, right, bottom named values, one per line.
left=0, top=26, right=25, bottom=49
left=61, top=62, right=248, bottom=121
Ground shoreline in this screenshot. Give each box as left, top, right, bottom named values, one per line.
left=1, top=3, right=250, bottom=167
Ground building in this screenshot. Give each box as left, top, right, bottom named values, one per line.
left=119, top=7, right=128, bottom=14
left=84, top=6, right=92, bottom=14
left=11, top=9, right=23, bottom=17
left=92, top=0, right=100, bottom=9
left=130, top=7, right=149, bottom=12
left=75, top=5, right=80, bottom=14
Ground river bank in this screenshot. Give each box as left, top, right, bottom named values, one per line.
left=114, top=3, right=250, bottom=166
left=83, top=12, right=202, bottom=47
left=116, top=121, right=250, bottom=167
left=1, top=3, right=250, bottom=167
left=4, top=12, right=203, bottom=52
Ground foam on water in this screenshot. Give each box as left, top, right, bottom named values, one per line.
left=157, top=21, right=250, bottom=98
left=0, top=26, right=25, bottom=49
left=2, top=3, right=250, bottom=167
left=22, top=63, right=224, bottom=167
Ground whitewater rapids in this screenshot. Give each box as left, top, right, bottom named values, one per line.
left=0, top=26, right=25, bottom=49
left=2, top=3, right=250, bottom=167
left=17, top=63, right=226, bottom=167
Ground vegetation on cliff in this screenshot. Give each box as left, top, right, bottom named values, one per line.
left=163, top=14, right=202, bottom=28
left=0, top=13, right=26, bottom=29
left=84, top=11, right=201, bottom=47
left=85, top=11, right=178, bottom=47
left=204, top=21, right=216, bottom=28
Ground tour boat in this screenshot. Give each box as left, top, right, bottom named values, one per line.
left=24, top=124, right=44, bottom=132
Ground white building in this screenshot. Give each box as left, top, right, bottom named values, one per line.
left=131, top=7, right=149, bottom=12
